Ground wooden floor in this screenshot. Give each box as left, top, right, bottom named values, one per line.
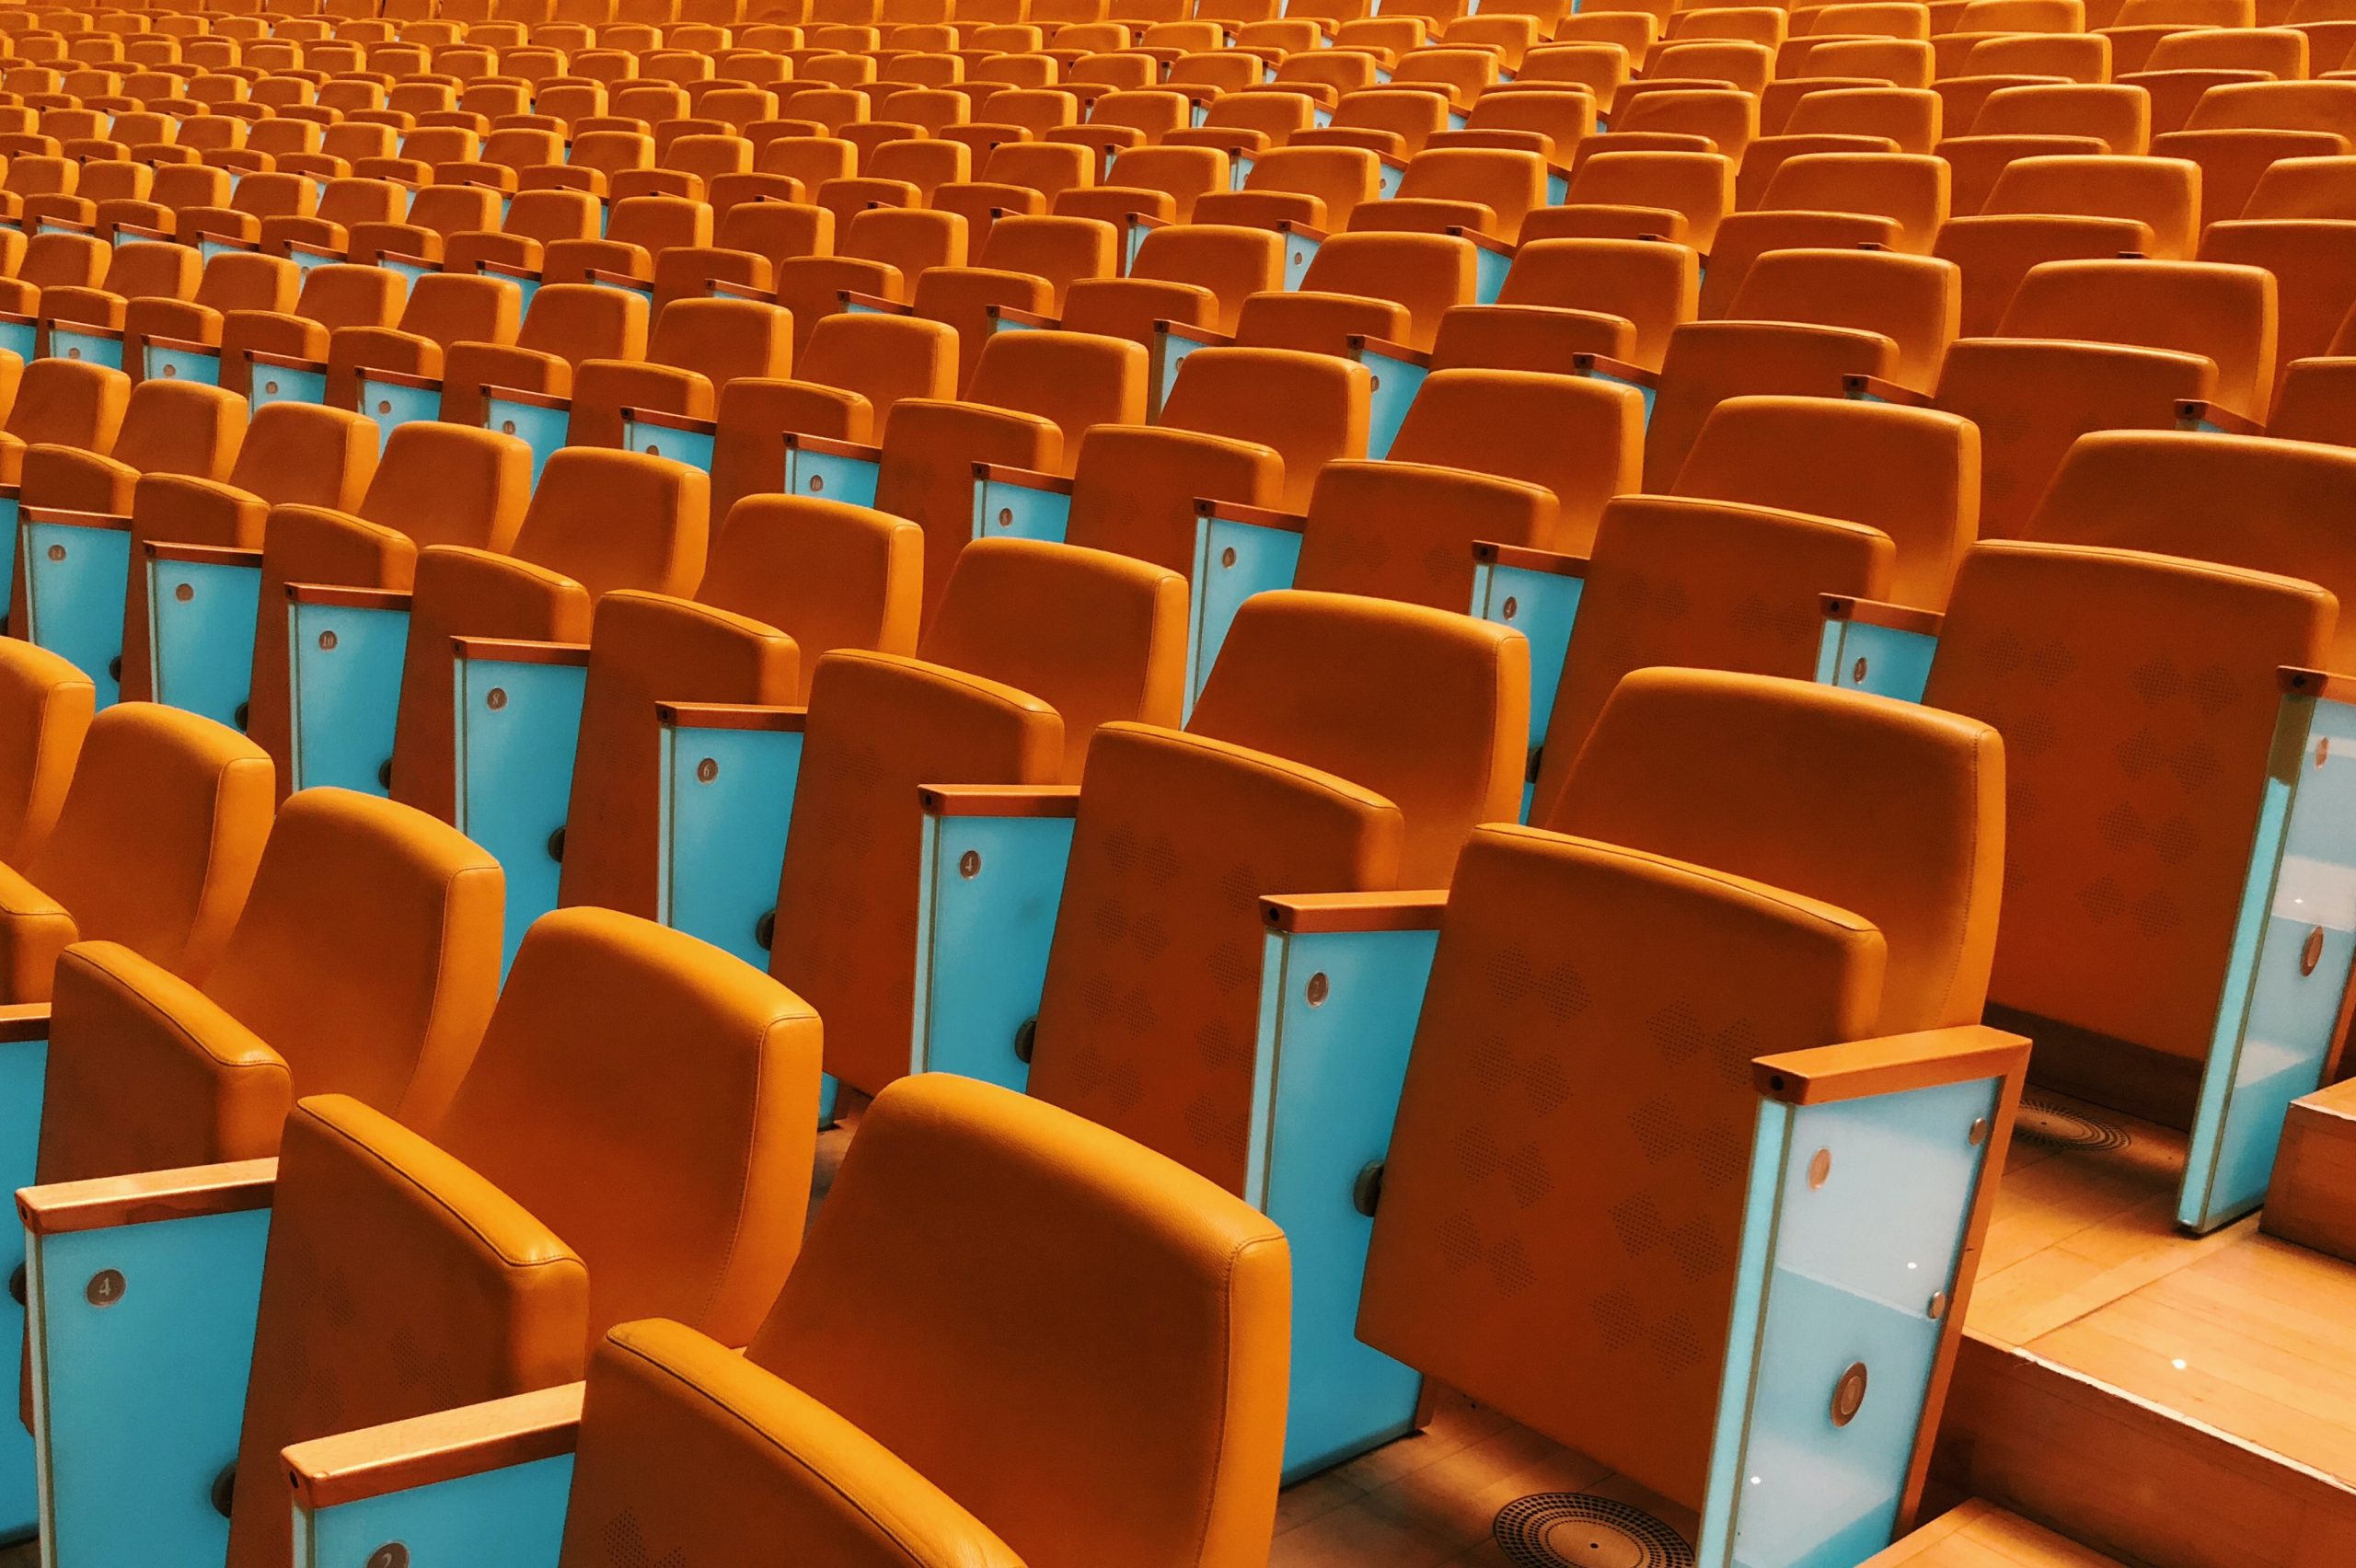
left=1862, top=1500, right=2126, bottom=1567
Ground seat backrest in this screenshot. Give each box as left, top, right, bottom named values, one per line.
left=563, top=1316, right=1024, bottom=1568
left=1558, top=149, right=1736, bottom=251
left=1925, top=540, right=2335, bottom=1059
left=641, top=297, right=793, bottom=387
left=2187, top=79, right=2356, bottom=139
left=2027, top=431, right=2356, bottom=667
left=2238, top=154, right=2356, bottom=219
left=1757, top=149, right=1951, bottom=248
left=1125, top=223, right=1286, bottom=336
left=975, top=213, right=1119, bottom=303
left=1294, top=230, right=1478, bottom=346
left=295, top=262, right=406, bottom=333
left=226, top=905, right=824, bottom=1567
left=1644, top=318, right=1900, bottom=487
left=1546, top=666, right=2004, bottom=1032
left=1390, top=370, right=1646, bottom=554
left=1997, top=258, right=2279, bottom=419
left=358, top=421, right=535, bottom=550
left=1971, top=83, right=2153, bottom=153
left=396, top=271, right=524, bottom=349
left=1532, top=495, right=1898, bottom=819
left=515, top=280, right=650, bottom=364
left=0, top=638, right=92, bottom=868
left=221, top=401, right=377, bottom=510
left=607, top=192, right=715, bottom=254
left=6, top=357, right=128, bottom=451
left=1983, top=154, right=2200, bottom=259
left=1357, top=821, right=1885, bottom=1514
left=1495, top=236, right=1701, bottom=371
left=745, top=1074, right=1288, bottom=1568
left=1293, top=456, right=1562, bottom=614
left=194, top=251, right=300, bottom=315
left=39, top=787, right=503, bottom=1185
left=510, top=447, right=710, bottom=602
left=25, top=704, right=274, bottom=990
left=1158, top=344, right=1369, bottom=513
left=1671, top=393, right=1979, bottom=611
left=98, top=240, right=200, bottom=304
left=1724, top=247, right=1960, bottom=394
left=1186, top=588, right=1530, bottom=886
left=963, top=327, right=1147, bottom=445
left=111, top=379, right=246, bottom=479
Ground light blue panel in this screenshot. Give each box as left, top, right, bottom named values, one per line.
left=287, top=599, right=409, bottom=794
left=1185, top=513, right=1302, bottom=715
left=454, top=654, right=589, bottom=973
left=971, top=473, right=1070, bottom=544
left=358, top=375, right=443, bottom=454
left=1253, top=926, right=1436, bottom=1481
left=45, top=326, right=122, bottom=371
left=909, top=812, right=1075, bottom=1093
left=1312, top=104, right=1334, bottom=128
left=1233, top=154, right=1255, bottom=190
left=1583, top=363, right=1656, bottom=424
left=1281, top=231, right=1322, bottom=291
left=144, top=340, right=222, bottom=386
left=148, top=557, right=262, bottom=726
left=656, top=721, right=802, bottom=967
left=987, top=310, right=1042, bottom=337
left=1546, top=168, right=1570, bottom=204
left=621, top=416, right=713, bottom=473
left=31, top=1205, right=271, bottom=1568
left=1700, top=1078, right=1997, bottom=1568
left=1122, top=217, right=1151, bottom=274
left=1375, top=161, right=1406, bottom=199
left=296, top=1454, right=572, bottom=1568
left=1819, top=619, right=1936, bottom=705
left=0, top=494, right=17, bottom=623
left=782, top=444, right=880, bottom=509
left=0, top=321, right=31, bottom=363
left=494, top=270, right=544, bottom=314
left=378, top=254, right=437, bottom=289
left=2182, top=693, right=2356, bottom=1231
left=197, top=236, right=250, bottom=267
left=1153, top=329, right=1207, bottom=415
left=1471, top=559, right=1583, bottom=774
left=485, top=395, right=569, bottom=489
left=841, top=295, right=895, bottom=317
left=1471, top=243, right=1510, bottom=305
left=1448, top=109, right=1470, bottom=132
left=1358, top=347, right=1428, bottom=460
left=249, top=360, right=328, bottom=414
left=0, top=1036, right=47, bottom=1538
left=288, top=247, right=338, bottom=281
left=21, top=521, right=129, bottom=708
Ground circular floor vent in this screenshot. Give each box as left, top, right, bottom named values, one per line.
left=1493, top=1493, right=1695, bottom=1568
left=2015, top=1093, right=2132, bottom=1153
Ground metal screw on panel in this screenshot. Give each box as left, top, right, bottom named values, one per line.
left=175, top=582, right=194, bottom=602
left=1220, top=547, right=1237, bottom=569
left=366, top=1546, right=409, bottom=1568
left=86, top=1269, right=124, bottom=1308
left=1831, top=1362, right=1869, bottom=1426
left=1927, top=1292, right=1949, bottom=1321
left=1502, top=596, right=1519, bottom=621
left=2319, top=736, right=2331, bottom=768
left=161, top=363, right=177, bottom=378
left=108, top=657, right=121, bottom=682
left=234, top=703, right=250, bottom=731
left=755, top=909, right=776, bottom=951
left=318, top=630, right=338, bottom=651
left=546, top=827, right=566, bottom=863
left=45, top=545, right=63, bottom=562
left=1968, top=1118, right=1989, bottom=1147
left=696, top=756, right=719, bottom=784
left=377, top=760, right=394, bottom=789
left=959, top=849, right=981, bottom=879
left=1306, top=972, right=1330, bottom=1007
left=1853, top=657, right=1868, bottom=685
left=808, top=474, right=826, bottom=494
left=998, top=508, right=1013, bottom=528
left=263, top=380, right=280, bottom=395
left=1013, top=1016, right=1038, bottom=1064
left=2302, top=926, right=2326, bottom=977
left=210, top=1464, right=236, bottom=1518
left=1807, top=1148, right=1831, bottom=1190
left=376, top=399, right=391, bottom=415
left=486, top=687, right=507, bottom=710
left=1352, top=1161, right=1385, bottom=1217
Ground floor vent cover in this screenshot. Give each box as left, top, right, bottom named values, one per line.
left=1493, top=1493, right=1694, bottom=1568
left=2015, top=1093, right=2132, bottom=1153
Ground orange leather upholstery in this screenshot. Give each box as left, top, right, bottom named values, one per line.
left=1544, top=667, right=2005, bottom=1034
left=0, top=357, right=128, bottom=487
left=562, top=1319, right=1024, bottom=1568
left=247, top=424, right=536, bottom=795
left=225, top=906, right=822, bottom=1568
left=746, top=1072, right=1290, bottom=1568
left=0, top=704, right=272, bottom=1003
left=1671, top=394, right=1981, bottom=611
left=1997, top=258, right=2281, bottom=421
left=1030, top=591, right=1527, bottom=1189
left=1530, top=497, right=1898, bottom=822
left=558, top=498, right=923, bottom=917
left=1643, top=320, right=1901, bottom=489
left=1061, top=423, right=1288, bottom=577
left=773, top=538, right=1185, bottom=1096
left=389, top=448, right=709, bottom=821
left=1388, top=369, right=1644, bottom=553
left=1926, top=541, right=2335, bottom=1061
left=1157, top=344, right=1370, bottom=515
left=1293, top=459, right=1562, bottom=613
left=1358, top=824, right=1885, bottom=1511
left=0, top=638, right=92, bottom=867
left=36, top=787, right=503, bottom=1184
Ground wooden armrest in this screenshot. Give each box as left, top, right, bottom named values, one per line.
left=985, top=303, right=1057, bottom=329
left=22, top=505, right=131, bottom=531
left=283, top=238, right=345, bottom=262
left=1196, top=497, right=1307, bottom=533
left=47, top=320, right=123, bottom=340
left=19, top=1159, right=278, bottom=1237
left=1820, top=594, right=1943, bottom=637
left=1448, top=225, right=1517, bottom=258
left=585, top=267, right=651, bottom=289
left=1571, top=352, right=1658, bottom=388
left=656, top=701, right=807, bottom=732
left=1260, top=890, right=1449, bottom=934
left=837, top=288, right=910, bottom=314
left=1272, top=219, right=1331, bottom=244
left=192, top=229, right=260, bottom=251
left=110, top=222, right=172, bottom=244
left=622, top=406, right=715, bottom=436
left=781, top=431, right=883, bottom=462
left=142, top=332, right=220, bottom=356
left=284, top=1383, right=584, bottom=1512
left=1843, top=373, right=1934, bottom=408
left=474, top=259, right=539, bottom=282
left=375, top=248, right=438, bottom=273
left=972, top=461, right=1072, bottom=494
left=481, top=382, right=571, bottom=410
left=0, top=310, right=34, bottom=329
left=144, top=541, right=263, bottom=567
left=449, top=636, right=589, bottom=665
left=709, top=278, right=778, bottom=303
left=357, top=364, right=442, bottom=391
left=1473, top=540, right=1588, bottom=576
left=247, top=347, right=328, bottom=373
left=286, top=582, right=413, bottom=611
left=0, top=1005, right=49, bottom=1043
left=1378, top=152, right=1410, bottom=172
left=918, top=784, right=1082, bottom=818
left=1346, top=333, right=1430, bottom=368
left=2176, top=398, right=2268, bottom=436
left=1127, top=212, right=1172, bottom=231
left=1753, top=1024, right=2029, bottom=1106
left=1156, top=318, right=1234, bottom=348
